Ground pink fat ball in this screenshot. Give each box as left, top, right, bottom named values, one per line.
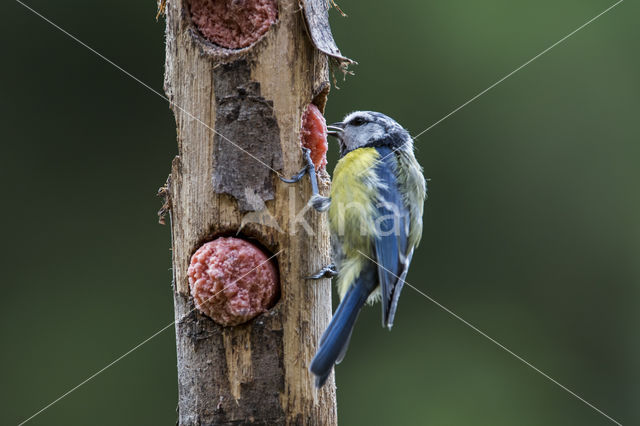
left=188, top=0, right=278, bottom=49
left=188, top=237, right=279, bottom=326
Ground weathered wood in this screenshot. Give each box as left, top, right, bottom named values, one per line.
left=163, top=0, right=337, bottom=424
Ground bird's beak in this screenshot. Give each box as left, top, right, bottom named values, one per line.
left=326, top=122, right=345, bottom=137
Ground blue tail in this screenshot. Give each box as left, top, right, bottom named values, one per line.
left=310, top=279, right=371, bottom=387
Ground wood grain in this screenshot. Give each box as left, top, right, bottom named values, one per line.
left=163, top=0, right=338, bottom=424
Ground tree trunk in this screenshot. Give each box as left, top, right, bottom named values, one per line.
left=162, top=0, right=340, bottom=424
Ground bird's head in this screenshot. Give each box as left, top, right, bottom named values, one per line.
left=327, top=111, right=412, bottom=156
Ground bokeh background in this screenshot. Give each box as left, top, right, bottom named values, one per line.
left=2, top=0, right=638, bottom=424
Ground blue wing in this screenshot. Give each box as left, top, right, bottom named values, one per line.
left=309, top=265, right=376, bottom=387
left=373, top=146, right=412, bottom=329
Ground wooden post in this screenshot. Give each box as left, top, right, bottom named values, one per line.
left=160, top=0, right=348, bottom=424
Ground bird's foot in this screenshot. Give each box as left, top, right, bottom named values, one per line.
left=307, top=263, right=338, bottom=280
left=279, top=148, right=329, bottom=212
left=308, top=194, right=331, bottom=212
left=279, top=167, right=307, bottom=184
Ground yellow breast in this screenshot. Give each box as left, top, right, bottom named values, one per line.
left=329, top=148, right=381, bottom=299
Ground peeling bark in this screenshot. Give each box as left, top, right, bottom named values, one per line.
left=302, top=0, right=354, bottom=66
left=211, top=60, right=283, bottom=212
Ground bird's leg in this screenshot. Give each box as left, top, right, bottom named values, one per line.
left=279, top=148, right=331, bottom=212
left=307, top=263, right=338, bottom=280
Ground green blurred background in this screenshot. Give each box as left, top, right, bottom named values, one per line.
left=2, top=0, right=638, bottom=424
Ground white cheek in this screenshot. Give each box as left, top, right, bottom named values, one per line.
left=358, top=126, right=383, bottom=144
left=345, top=125, right=384, bottom=150
left=368, top=127, right=385, bottom=141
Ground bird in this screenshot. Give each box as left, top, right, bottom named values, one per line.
left=308, top=111, right=427, bottom=387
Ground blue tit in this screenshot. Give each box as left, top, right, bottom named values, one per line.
left=309, top=111, right=427, bottom=387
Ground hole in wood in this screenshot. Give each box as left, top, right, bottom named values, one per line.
left=186, top=0, right=278, bottom=49
left=188, top=236, right=280, bottom=326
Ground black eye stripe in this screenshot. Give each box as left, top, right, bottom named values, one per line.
left=349, top=116, right=366, bottom=126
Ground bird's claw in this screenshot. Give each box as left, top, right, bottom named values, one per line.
left=307, top=263, right=338, bottom=280
left=279, top=167, right=307, bottom=183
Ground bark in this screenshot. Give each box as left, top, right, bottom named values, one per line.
left=162, top=0, right=339, bottom=424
